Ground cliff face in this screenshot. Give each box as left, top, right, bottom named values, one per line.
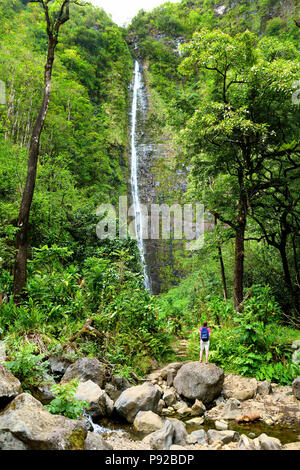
left=126, top=0, right=300, bottom=293
left=128, top=60, right=190, bottom=294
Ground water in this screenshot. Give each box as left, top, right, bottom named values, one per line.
left=130, top=61, right=151, bottom=292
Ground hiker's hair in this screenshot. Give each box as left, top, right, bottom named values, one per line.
left=203, top=321, right=207, bottom=327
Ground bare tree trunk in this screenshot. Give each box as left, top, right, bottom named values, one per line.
left=13, top=40, right=57, bottom=300
left=233, top=183, right=247, bottom=310
left=214, top=216, right=228, bottom=300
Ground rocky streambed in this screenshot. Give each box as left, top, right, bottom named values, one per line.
left=0, top=356, right=300, bottom=451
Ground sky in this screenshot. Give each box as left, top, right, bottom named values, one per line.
left=90, top=0, right=180, bottom=26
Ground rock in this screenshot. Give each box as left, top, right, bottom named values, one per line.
left=292, top=377, right=300, bottom=400
left=74, top=380, right=113, bottom=418
left=238, top=434, right=258, bottom=450
left=0, top=393, right=87, bottom=450
left=97, top=390, right=114, bottom=417
left=114, top=382, right=161, bottom=423
left=48, top=356, right=72, bottom=378
left=167, top=370, right=176, bottom=387
left=222, top=375, right=257, bottom=401
left=257, top=380, right=272, bottom=396
left=207, top=430, right=239, bottom=445
left=220, top=398, right=241, bottom=420
left=0, top=342, right=6, bottom=364
left=157, top=399, right=164, bottom=414
left=215, top=420, right=228, bottom=431
left=146, top=418, right=187, bottom=450
left=160, top=362, right=186, bottom=380
left=133, top=411, right=164, bottom=433
left=170, top=444, right=186, bottom=450
left=163, top=390, right=177, bottom=407
left=105, top=383, right=119, bottom=402
left=291, top=340, right=300, bottom=350
left=211, top=440, right=223, bottom=450
left=176, top=402, right=192, bottom=417
left=191, top=399, right=206, bottom=416
left=84, top=432, right=113, bottom=450
left=0, top=364, right=23, bottom=409
left=161, top=408, right=174, bottom=417
left=111, top=376, right=131, bottom=393
left=32, top=372, right=56, bottom=405
left=146, top=420, right=175, bottom=450
left=187, top=429, right=207, bottom=445
left=173, top=362, right=224, bottom=405
left=255, top=433, right=282, bottom=450
left=284, top=442, right=300, bottom=450
left=61, top=358, right=106, bottom=388
left=186, top=417, right=204, bottom=426
left=167, top=418, right=188, bottom=445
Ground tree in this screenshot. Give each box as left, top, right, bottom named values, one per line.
left=13, top=0, right=83, bottom=300
left=179, top=30, right=300, bottom=310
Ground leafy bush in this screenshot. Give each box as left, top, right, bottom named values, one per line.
left=46, top=379, right=89, bottom=419
left=5, top=342, right=49, bottom=391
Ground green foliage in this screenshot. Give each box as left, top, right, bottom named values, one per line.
left=5, top=342, right=49, bottom=390
left=45, top=379, right=89, bottom=419
left=256, top=361, right=300, bottom=385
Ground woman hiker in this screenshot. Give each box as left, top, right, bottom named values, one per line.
left=199, top=321, right=211, bottom=363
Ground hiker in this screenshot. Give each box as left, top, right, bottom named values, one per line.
left=199, top=321, right=211, bottom=363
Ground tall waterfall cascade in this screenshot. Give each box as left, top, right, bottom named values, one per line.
left=130, top=60, right=151, bottom=292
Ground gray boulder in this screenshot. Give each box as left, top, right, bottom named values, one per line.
left=146, top=420, right=175, bottom=450
left=173, top=362, right=224, bottom=404
left=255, top=433, right=282, bottom=450
left=74, top=380, right=113, bottom=418
left=61, top=357, right=106, bottom=388
left=133, top=411, right=164, bottom=433
left=84, top=432, right=113, bottom=450
left=187, top=429, right=207, bottom=445
left=0, top=364, right=23, bottom=409
left=167, top=418, right=188, bottom=445
left=0, top=393, right=87, bottom=450
left=145, top=418, right=187, bottom=450
left=207, top=429, right=239, bottom=445
left=48, top=356, right=72, bottom=378
left=292, top=377, right=300, bottom=400
left=114, top=382, right=161, bottom=423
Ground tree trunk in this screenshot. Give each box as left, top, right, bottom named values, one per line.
left=13, top=39, right=57, bottom=300
left=234, top=184, right=247, bottom=310
left=234, top=223, right=246, bottom=310
left=214, top=216, right=228, bottom=300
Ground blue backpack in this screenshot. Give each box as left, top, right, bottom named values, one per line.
left=201, top=327, right=209, bottom=342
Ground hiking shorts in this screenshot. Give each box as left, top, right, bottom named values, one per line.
left=200, top=340, right=210, bottom=351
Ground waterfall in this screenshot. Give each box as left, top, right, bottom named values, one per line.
left=130, top=60, right=151, bottom=292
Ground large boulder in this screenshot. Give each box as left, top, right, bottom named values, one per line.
left=144, top=420, right=175, bottom=450
left=133, top=411, right=164, bottom=433
left=0, top=393, right=87, bottom=450
left=173, top=362, right=224, bottom=404
left=144, top=418, right=187, bottom=450
left=0, top=364, right=22, bottom=409
left=114, top=382, right=161, bottom=423
left=222, top=374, right=257, bottom=401
left=61, top=358, right=106, bottom=388
left=74, top=380, right=113, bottom=418
left=292, top=377, right=300, bottom=400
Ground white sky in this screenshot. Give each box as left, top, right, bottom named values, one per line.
left=90, top=0, right=180, bottom=26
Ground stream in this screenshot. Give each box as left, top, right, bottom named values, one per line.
left=88, top=414, right=300, bottom=446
